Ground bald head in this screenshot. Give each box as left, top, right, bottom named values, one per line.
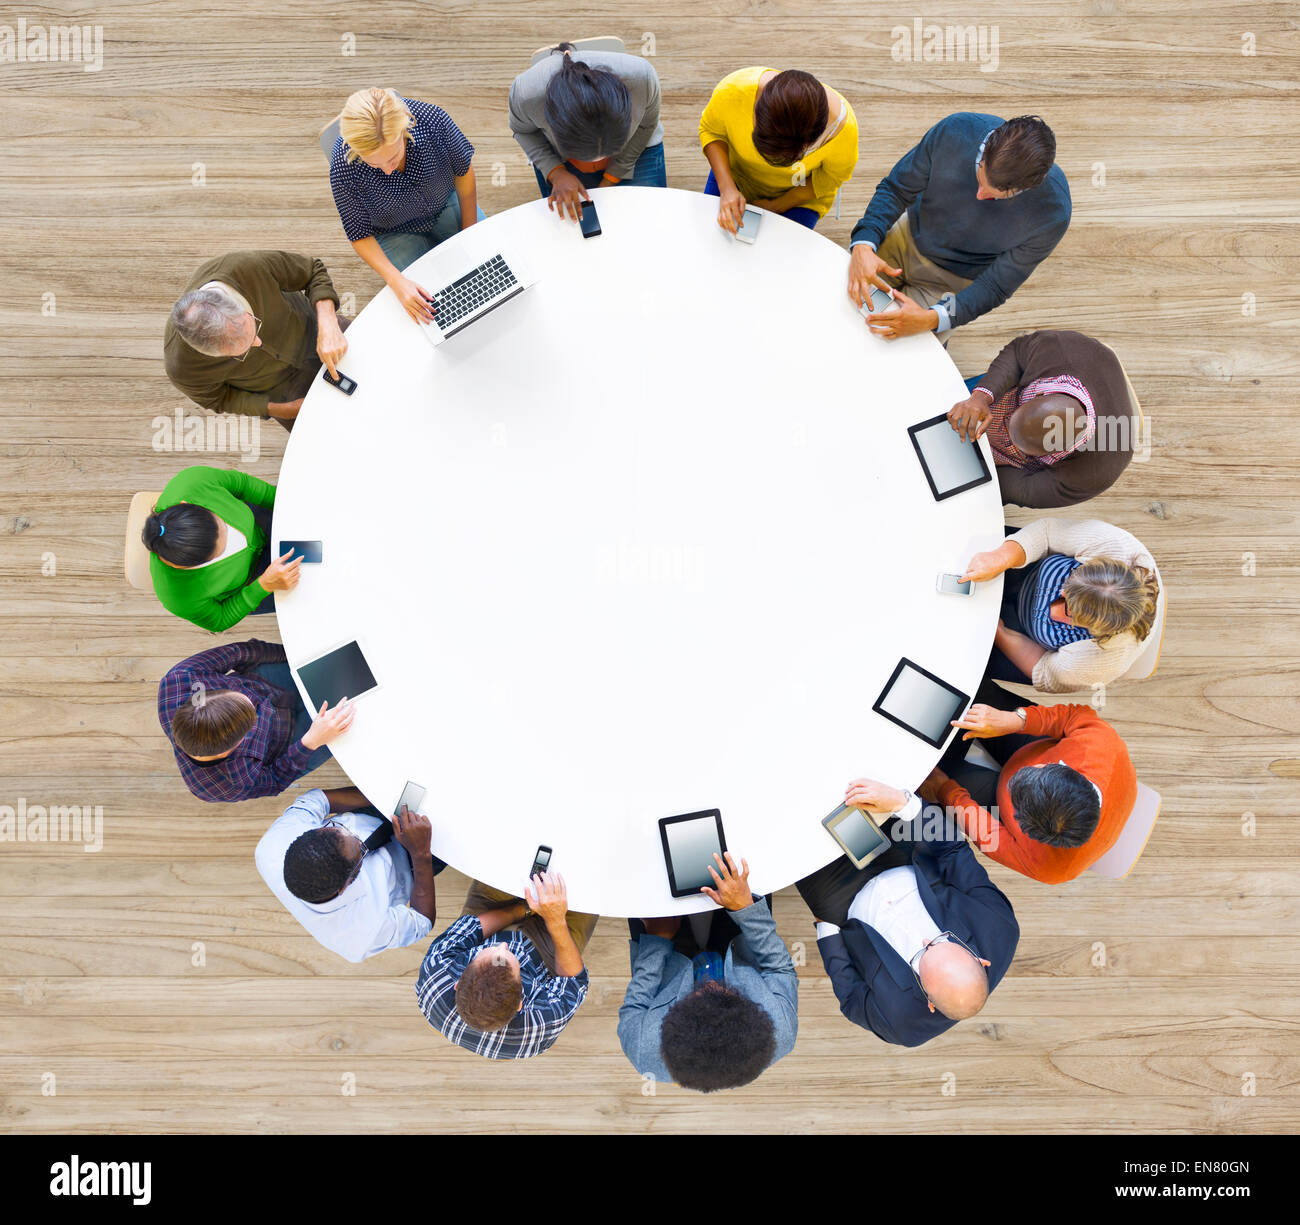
left=918, top=941, right=990, bottom=1020
left=1010, top=392, right=1087, bottom=457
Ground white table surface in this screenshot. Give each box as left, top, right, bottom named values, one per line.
left=273, top=186, right=1004, bottom=916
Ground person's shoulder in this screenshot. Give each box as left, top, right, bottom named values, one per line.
left=713, top=65, right=765, bottom=97
left=930, top=111, right=999, bottom=141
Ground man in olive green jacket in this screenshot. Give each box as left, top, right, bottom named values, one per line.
left=164, top=250, right=348, bottom=430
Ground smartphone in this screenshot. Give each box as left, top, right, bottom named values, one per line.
left=937, top=572, right=974, bottom=596
left=277, top=540, right=322, bottom=564
left=736, top=206, right=762, bottom=244
left=394, top=780, right=426, bottom=817
left=529, top=844, right=553, bottom=879
left=322, top=368, right=358, bottom=395
left=860, top=285, right=901, bottom=317
left=579, top=199, right=601, bottom=238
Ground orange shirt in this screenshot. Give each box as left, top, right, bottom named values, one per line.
left=939, top=704, right=1137, bottom=884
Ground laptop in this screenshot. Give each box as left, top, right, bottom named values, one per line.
left=416, top=251, right=536, bottom=346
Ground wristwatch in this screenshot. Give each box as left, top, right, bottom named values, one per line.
left=1015, top=707, right=1028, bottom=724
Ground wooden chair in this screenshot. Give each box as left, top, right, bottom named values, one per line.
left=124, top=491, right=162, bottom=590
left=1087, top=782, right=1162, bottom=878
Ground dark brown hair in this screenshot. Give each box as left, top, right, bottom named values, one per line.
left=752, top=69, right=829, bottom=166
left=456, top=956, right=522, bottom=1031
left=981, top=115, right=1056, bottom=192
left=169, top=689, right=256, bottom=758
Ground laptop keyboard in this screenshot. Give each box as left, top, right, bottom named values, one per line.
left=431, top=255, right=519, bottom=330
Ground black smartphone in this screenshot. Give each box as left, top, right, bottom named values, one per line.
left=322, top=368, right=358, bottom=395
left=277, top=540, right=322, bottom=564
left=529, top=844, right=553, bottom=879
left=579, top=199, right=601, bottom=238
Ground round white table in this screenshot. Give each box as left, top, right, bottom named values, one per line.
left=274, top=186, right=1005, bottom=916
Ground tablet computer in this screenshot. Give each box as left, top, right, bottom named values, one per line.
left=907, top=412, right=992, bottom=501
left=822, top=803, right=895, bottom=870
left=294, top=640, right=378, bottom=711
left=872, top=657, right=970, bottom=749
left=659, top=810, right=727, bottom=899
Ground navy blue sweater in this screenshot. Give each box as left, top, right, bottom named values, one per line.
left=851, top=112, right=1071, bottom=328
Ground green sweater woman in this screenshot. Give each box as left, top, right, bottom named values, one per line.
left=144, top=465, right=300, bottom=631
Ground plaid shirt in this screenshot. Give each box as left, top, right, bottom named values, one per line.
left=157, top=639, right=313, bottom=803
left=983, top=373, right=1096, bottom=470
left=415, top=916, right=588, bottom=1059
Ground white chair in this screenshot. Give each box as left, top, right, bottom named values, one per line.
left=1087, top=781, right=1161, bottom=878
left=318, top=115, right=341, bottom=159
left=124, top=491, right=162, bottom=591
left=530, top=36, right=626, bottom=67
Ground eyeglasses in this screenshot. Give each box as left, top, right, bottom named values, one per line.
left=909, top=931, right=985, bottom=1010
left=229, top=313, right=263, bottom=361
left=974, top=135, right=1022, bottom=199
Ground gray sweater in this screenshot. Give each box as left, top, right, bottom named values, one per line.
left=508, top=49, right=663, bottom=181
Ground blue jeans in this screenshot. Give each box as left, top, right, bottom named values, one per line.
left=248, top=661, right=333, bottom=775
left=374, top=190, right=488, bottom=271
left=703, top=168, right=819, bottom=230
left=533, top=140, right=667, bottom=197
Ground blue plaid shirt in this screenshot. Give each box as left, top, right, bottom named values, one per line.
left=415, top=916, right=588, bottom=1059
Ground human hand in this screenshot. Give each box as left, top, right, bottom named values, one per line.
left=846, top=243, right=903, bottom=309
left=546, top=167, right=590, bottom=222
left=315, top=321, right=348, bottom=379
left=948, top=392, right=992, bottom=443
left=716, top=183, right=747, bottom=234
left=392, top=274, right=436, bottom=324
left=257, top=549, right=302, bottom=593
left=844, top=777, right=909, bottom=814
left=701, top=851, right=753, bottom=910
left=301, top=697, right=357, bottom=750
left=525, top=870, right=570, bottom=926
left=865, top=287, right=936, bottom=339
left=951, top=704, right=1023, bottom=741
left=393, top=805, right=432, bottom=857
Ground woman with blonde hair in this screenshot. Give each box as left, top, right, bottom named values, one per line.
left=960, top=518, right=1162, bottom=693
left=328, top=88, right=485, bottom=324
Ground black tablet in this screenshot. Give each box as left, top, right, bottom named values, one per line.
left=659, top=810, right=727, bottom=898
left=295, top=640, right=378, bottom=711
left=907, top=412, right=992, bottom=501
left=871, top=657, right=970, bottom=749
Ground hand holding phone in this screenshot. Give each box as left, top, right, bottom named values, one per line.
left=937, top=572, right=974, bottom=595
left=735, top=206, right=762, bottom=244
left=321, top=368, right=358, bottom=395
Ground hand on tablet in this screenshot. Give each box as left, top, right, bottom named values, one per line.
left=844, top=777, right=909, bottom=815
left=701, top=851, right=753, bottom=911
left=948, top=393, right=993, bottom=442
left=393, top=806, right=432, bottom=857
left=301, top=696, right=357, bottom=750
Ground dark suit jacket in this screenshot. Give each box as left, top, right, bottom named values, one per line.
left=815, top=830, right=1019, bottom=1047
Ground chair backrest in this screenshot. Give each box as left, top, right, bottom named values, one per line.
left=1118, top=553, right=1166, bottom=681
left=1087, top=781, right=1161, bottom=878
left=124, top=491, right=162, bottom=590
left=318, top=115, right=342, bottom=159
left=529, top=35, right=627, bottom=67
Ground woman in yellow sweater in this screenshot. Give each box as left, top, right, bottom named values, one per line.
left=699, top=67, right=858, bottom=232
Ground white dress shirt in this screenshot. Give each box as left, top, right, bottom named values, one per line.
left=815, top=792, right=941, bottom=963
left=255, top=789, right=433, bottom=962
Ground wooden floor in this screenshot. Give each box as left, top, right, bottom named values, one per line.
left=2, top=1, right=1298, bottom=1134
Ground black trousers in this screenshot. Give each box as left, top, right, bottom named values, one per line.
left=795, top=817, right=917, bottom=928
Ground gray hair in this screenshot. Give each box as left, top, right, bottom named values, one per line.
left=170, top=284, right=249, bottom=356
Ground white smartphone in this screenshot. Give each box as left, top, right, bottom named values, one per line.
left=860, top=285, right=900, bottom=317
left=736, top=206, right=762, bottom=244
left=937, top=572, right=974, bottom=596
left=394, top=780, right=426, bottom=817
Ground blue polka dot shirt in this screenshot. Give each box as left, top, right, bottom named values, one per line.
left=329, top=97, right=475, bottom=243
